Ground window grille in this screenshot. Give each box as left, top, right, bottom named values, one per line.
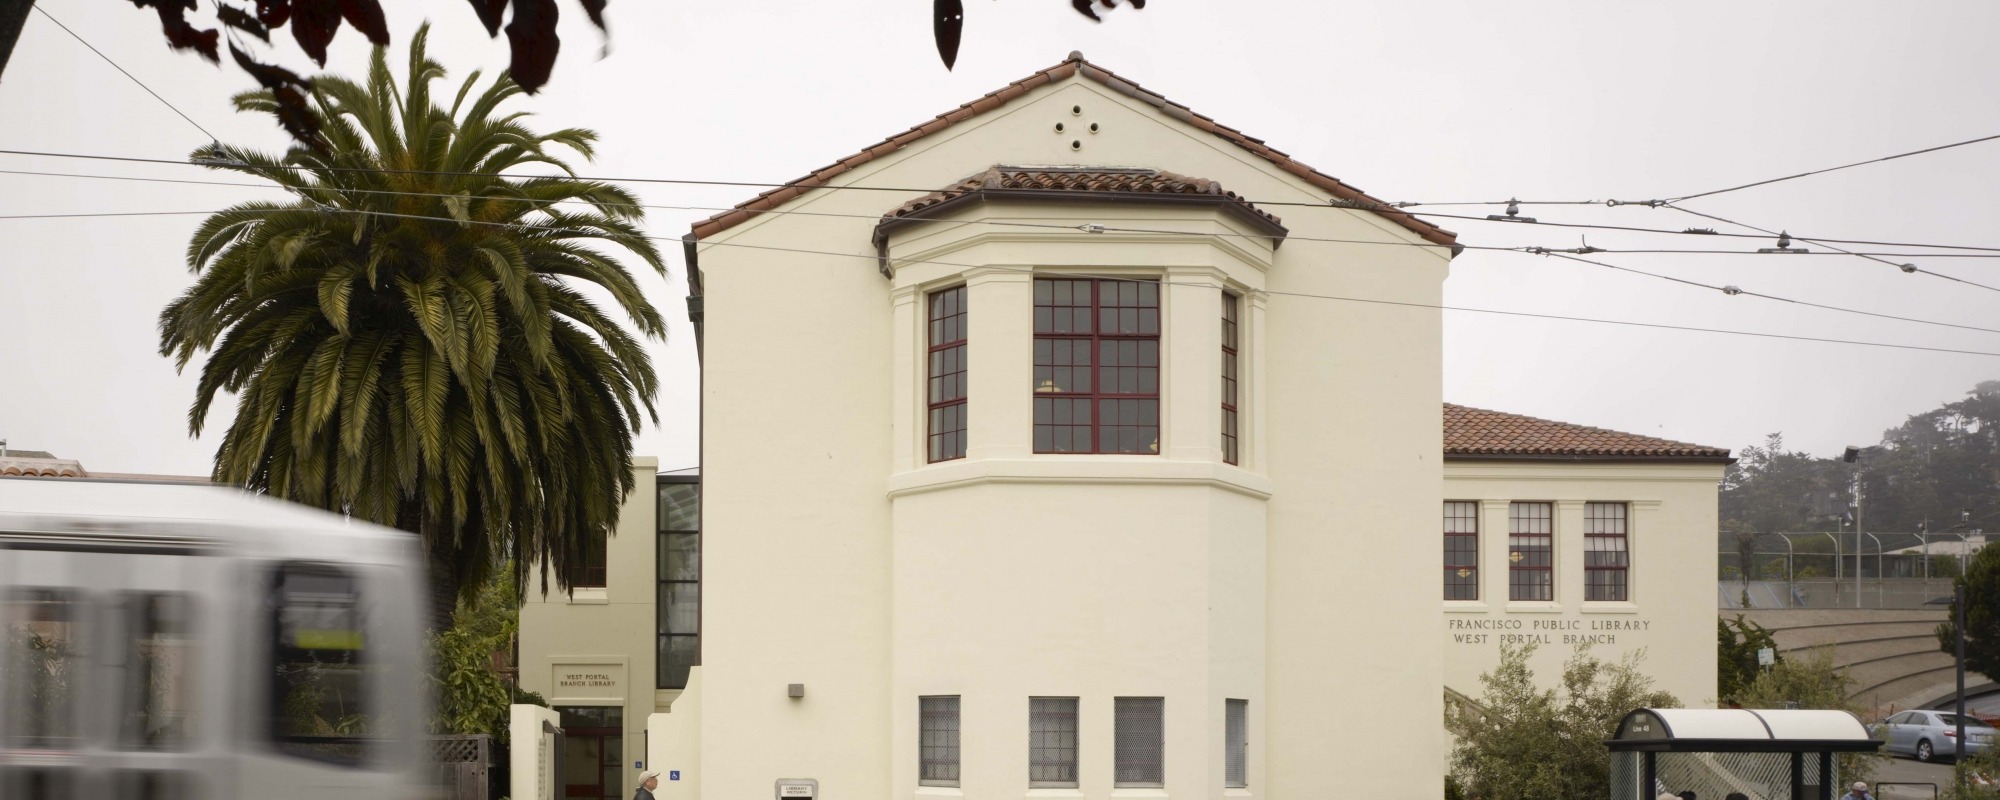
left=1585, top=502, right=1630, bottom=601
left=1221, top=292, right=1240, bottom=465
left=657, top=478, right=700, bottom=689
left=1033, top=278, right=1160, bottom=455
left=1508, top=502, right=1554, bottom=601
left=1114, top=697, right=1164, bottom=787
left=1029, top=697, right=1079, bottom=787
left=927, top=286, right=968, bottom=462
left=1444, top=501, right=1479, bottom=600
left=919, top=696, right=960, bottom=786
left=1224, top=699, right=1247, bottom=788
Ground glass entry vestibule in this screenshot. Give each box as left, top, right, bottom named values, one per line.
left=557, top=706, right=624, bottom=800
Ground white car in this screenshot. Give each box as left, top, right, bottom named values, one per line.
left=1875, top=710, right=1994, bottom=762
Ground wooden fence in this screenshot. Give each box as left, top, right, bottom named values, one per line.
left=429, top=734, right=493, bottom=800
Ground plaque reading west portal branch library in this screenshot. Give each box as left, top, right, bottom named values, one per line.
left=552, top=662, right=626, bottom=701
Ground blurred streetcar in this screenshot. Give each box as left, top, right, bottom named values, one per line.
left=0, top=476, right=430, bottom=799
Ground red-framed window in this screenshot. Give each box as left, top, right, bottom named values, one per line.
left=1508, top=502, right=1553, bottom=601
left=1221, top=292, right=1240, bottom=465
left=1033, top=277, right=1160, bottom=455
left=570, top=530, right=606, bottom=589
left=927, top=286, right=968, bottom=463
left=1585, top=502, right=1630, bottom=601
left=1444, top=501, right=1479, bottom=601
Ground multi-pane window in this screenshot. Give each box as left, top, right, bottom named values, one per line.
left=1585, top=502, right=1630, bottom=601
left=657, top=477, right=700, bottom=690
left=1508, top=502, right=1554, bottom=602
left=928, top=286, right=968, bottom=463
left=919, top=696, right=961, bottom=786
left=1225, top=699, right=1248, bottom=788
left=1221, top=292, right=1240, bottom=465
left=1444, top=501, right=1479, bottom=601
left=1114, top=697, right=1165, bottom=787
left=570, top=530, right=607, bottom=588
left=1033, top=278, right=1161, bottom=455
left=1029, top=697, right=1080, bottom=787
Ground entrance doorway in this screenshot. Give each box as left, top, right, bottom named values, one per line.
left=556, top=706, right=624, bottom=800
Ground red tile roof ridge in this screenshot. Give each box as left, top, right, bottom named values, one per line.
left=1442, top=402, right=1732, bottom=461
left=880, top=166, right=1284, bottom=228
left=690, top=53, right=1456, bottom=251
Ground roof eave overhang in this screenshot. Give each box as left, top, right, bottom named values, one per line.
left=871, top=188, right=1291, bottom=254
left=1444, top=453, right=1737, bottom=466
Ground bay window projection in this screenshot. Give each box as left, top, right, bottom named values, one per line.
left=1508, top=502, right=1554, bottom=602
left=1584, top=502, right=1630, bottom=601
left=1033, top=278, right=1160, bottom=454
left=927, top=286, right=968, bottom=463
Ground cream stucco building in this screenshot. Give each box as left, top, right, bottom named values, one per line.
left=516, top=53, right=1730, bottom=800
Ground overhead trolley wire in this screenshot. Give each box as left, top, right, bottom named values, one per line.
left=1668, top=132, right=2000, bottom=203
left=11, top=148, right=2000, bottom=255
left=30, top=6, right=219, bottom=143
left=8, top=198, right=1988, bottom=359
left=1526, top=251, right=2000, bottom=336
left=1667, top=204, right=2000, bottom=294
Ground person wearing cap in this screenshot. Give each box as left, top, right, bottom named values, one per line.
left=635, top=769, right=661, bottom=800
left=1840, top=781, right=1874, bottom=800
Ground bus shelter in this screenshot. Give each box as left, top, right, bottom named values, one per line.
left=1608, top=708, right=1883, bottom=800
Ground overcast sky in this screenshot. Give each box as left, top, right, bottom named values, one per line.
left=3, top=0, right=1998, bottom=476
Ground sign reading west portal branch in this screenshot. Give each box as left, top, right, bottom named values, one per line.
left=1446, top=616, right=1650, bottom=646
left=552, top=662, right=626, bottom=702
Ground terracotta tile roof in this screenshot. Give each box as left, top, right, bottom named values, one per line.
left=690, top=52, right=1456, bottom=251
left=1443, top=403, right=1732, bottom=461
left=884, top=166, right=1284, bottom=227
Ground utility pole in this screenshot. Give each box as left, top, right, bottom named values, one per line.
left=1845, top=446, right=1863, bottom=608
left=1957, top=579, right=1968, bottom=764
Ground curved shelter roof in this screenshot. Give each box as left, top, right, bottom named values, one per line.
left=1609, top=708, right=1881, bottom=753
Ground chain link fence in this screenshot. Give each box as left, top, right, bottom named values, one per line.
left=1718, top=532, right=1986, bottom=609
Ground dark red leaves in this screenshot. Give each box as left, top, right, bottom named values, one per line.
left=467, top=0, right=508, bottom=35
left=229, top=42, right=322, bottom=148
left=217, top=4, right=271, bottom=42
left=288, top=0, right=340, bottom=65
left=502, top=0, right=559, bottom=93
left=132, top=0, right=220, bottom=62
left=254, top=0, right=292, bottom=28
left=338, top=0, right=390, bottom=45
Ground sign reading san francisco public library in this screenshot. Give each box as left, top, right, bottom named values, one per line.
left=1447, top=615, right=1651, bottom=647
left=552, top=661, right=627, bottom=702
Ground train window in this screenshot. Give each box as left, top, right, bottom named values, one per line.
left=113, top=769, right=198, bottom=799
left=122, top=593, right=196, bottom=750
left=1, top=588, right=83, bottom=749
left=269, top=565, right=378, bottom=766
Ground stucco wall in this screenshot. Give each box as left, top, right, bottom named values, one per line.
left=697, top=70, right=1448, bottom=800
left=518, top=456, right=662, bottom=796
left=1441, top=460, right=1726, bottom=708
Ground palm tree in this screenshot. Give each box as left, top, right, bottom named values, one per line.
left=159, top=25, right=666, bottom=622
